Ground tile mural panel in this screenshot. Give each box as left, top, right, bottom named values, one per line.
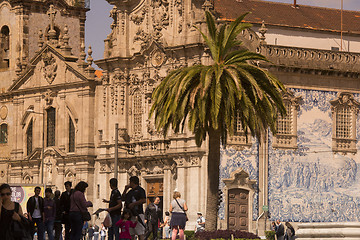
left=269, top=89, right=360, bottom=222
left=219, top=141, right=259, bottom=220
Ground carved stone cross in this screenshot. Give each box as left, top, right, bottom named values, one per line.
left=47, top=5, right=57, bottom=37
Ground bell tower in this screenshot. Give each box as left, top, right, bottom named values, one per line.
left=0, top=0, right=89, bottom=91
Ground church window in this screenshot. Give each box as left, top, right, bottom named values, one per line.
left=227, top=112, right=252, bottom=149
left=133, top=91, right=143, bottom=136
left=0, top=26, right=10, bottom=69
left=277, top=102, right=292, bottom=135
left=330, top=92, right=360, bottom=153
left=26, top=121, right=33, bottom=155
left=273, top=90, right=301, bottom=149
left=69, top=117, right=75, bottom=152
left=0, top=123, right=7, bottom=144
left=46, top=107, right=56, bottom=147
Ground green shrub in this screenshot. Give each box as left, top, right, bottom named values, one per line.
left=185, top=230, right=196, bottom=240
left=265, top=231, right=275, bottom=240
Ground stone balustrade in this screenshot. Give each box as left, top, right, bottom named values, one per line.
left=258, top=44, right=360, bottom=74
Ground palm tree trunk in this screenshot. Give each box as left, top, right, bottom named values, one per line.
left=205, top=127, right=221, bottom=230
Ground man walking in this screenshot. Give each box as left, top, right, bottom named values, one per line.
left=103, top=178, right=122, bottom=240
left=145, top=197, right=162, bottom=240
left=60, top=181, right=73, bottom=240
left=54, top=190, right=63, bottom=240
left=27, top=186, right=45, bottom=240
left=195, top=212, right=205, bottom=233
left=122, top=176, right=147, bottom=240
left=276, top=219, right=285, bottom=240
left=44, top=188, right=56, bottom=240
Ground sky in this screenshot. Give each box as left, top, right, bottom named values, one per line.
left=85, top=0, right=360, bottom=64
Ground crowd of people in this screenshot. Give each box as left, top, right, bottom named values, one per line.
left=0, top=176, right=205, bottom=240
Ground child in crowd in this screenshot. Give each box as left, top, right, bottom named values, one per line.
left=116, top=209, right=137, bottom=240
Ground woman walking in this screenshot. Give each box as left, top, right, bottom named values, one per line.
left=69, top=181, right=93, bottom=240
left=0, top=183, right=25, bottom=238
left=285, top=222, right=295, bottom=240
left=169, top=191, right=187, bottom=240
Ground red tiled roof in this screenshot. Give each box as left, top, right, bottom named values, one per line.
left=213, top=0, right=360, bottom=34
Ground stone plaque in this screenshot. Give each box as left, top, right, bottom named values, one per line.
left=0, top=106, right=8, bottom=120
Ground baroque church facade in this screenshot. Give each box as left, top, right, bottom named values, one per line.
left=2, top=0, right=360, bottom=236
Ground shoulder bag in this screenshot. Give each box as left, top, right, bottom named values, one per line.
left=73, top=194, right=91, bottom=222
left=7, top=202, right=32, bottom=240
left=175, top=199, right=188, bottom=221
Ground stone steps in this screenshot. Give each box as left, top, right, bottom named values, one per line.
left=296, top=222, right=360, bottom=239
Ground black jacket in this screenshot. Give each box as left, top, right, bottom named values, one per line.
left=26, top=195, right=44, bottom=218
left=145, top=203, right=162, bottom=224
left=60, top=190, right=73, bottom=214
left=276, top=223, right=285, bottom=237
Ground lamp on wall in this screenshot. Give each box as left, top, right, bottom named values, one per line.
left=26, top=108, right=45, bottom=185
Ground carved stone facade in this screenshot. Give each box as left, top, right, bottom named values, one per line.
left=2, top=0, right=360, bottom=237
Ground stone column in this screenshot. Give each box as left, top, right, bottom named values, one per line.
left=186, top=156, right=201, bottom=225
left=173, top=157, right=186, bottom=197
left=163, top=163, right=172, bottom=215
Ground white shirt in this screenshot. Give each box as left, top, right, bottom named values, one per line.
left=32, top=197, right=41, bottom=218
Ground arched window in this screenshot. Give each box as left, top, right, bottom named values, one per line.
left=26, top=120, right=33, bottom=155
left=69, top=117, right=75, bottom=152
left=133, top=90, right=143, bottom=136
left=0, top=123, right=7, bottom=143
left=1, top=26, right=9, bottom=50
left=0, top=26, right=10, bottom=69
left=46, top=107, right=56, bottom=147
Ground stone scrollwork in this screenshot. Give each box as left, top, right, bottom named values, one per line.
left=151, top=0, right=169, bottom=41
left=173, top=157, right=186, bottom=167
left=173, top=156, right=202, bottom=168
left=190, top=156, right=201, bottom=166
left=128, top=165, right=140, bottom=176
left=130, top=6, right=148, bottom=25
left=100, top=163, right=107, bottom=172
left=42, top=89, right=57, bottom=105
left=134, top=28, right=152, bottom=50
left=41, top=51, right=58, bottom=84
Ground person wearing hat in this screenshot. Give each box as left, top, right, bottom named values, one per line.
left=195, top=212, right=205, bottom=233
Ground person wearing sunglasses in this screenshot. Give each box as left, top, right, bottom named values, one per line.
left=0, top=183, right=24, bottom=236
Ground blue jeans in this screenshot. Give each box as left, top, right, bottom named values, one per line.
left=70, top=212, right=84, bottom=240
left=32, top=218, right=45, bottom=240
left=108, top=214, right=121, bottom=240
left=45, top=219, right=55, bottom=240
left=164, top=226, right=171, bottom=238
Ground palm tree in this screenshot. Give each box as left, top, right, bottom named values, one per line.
left=150, top=11, right=286, bottom=230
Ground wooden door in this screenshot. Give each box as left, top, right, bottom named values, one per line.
left=228, top=188, right=249, bottom=231
left=146, top=179, right=164, bottom=213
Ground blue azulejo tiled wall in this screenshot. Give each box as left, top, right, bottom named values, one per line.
left=268, top=88, right=360, bottom=222
left=219, top=141, right=259, bottom=220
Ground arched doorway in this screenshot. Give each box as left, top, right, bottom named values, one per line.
left=223, top=168, right=256, bottom=232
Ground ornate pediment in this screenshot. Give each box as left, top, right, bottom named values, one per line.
left=330, top=92, right=360, bottom=112
left=223, top=168, right=256, bottom=189
left=8, top=44, right=95, bottom=93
